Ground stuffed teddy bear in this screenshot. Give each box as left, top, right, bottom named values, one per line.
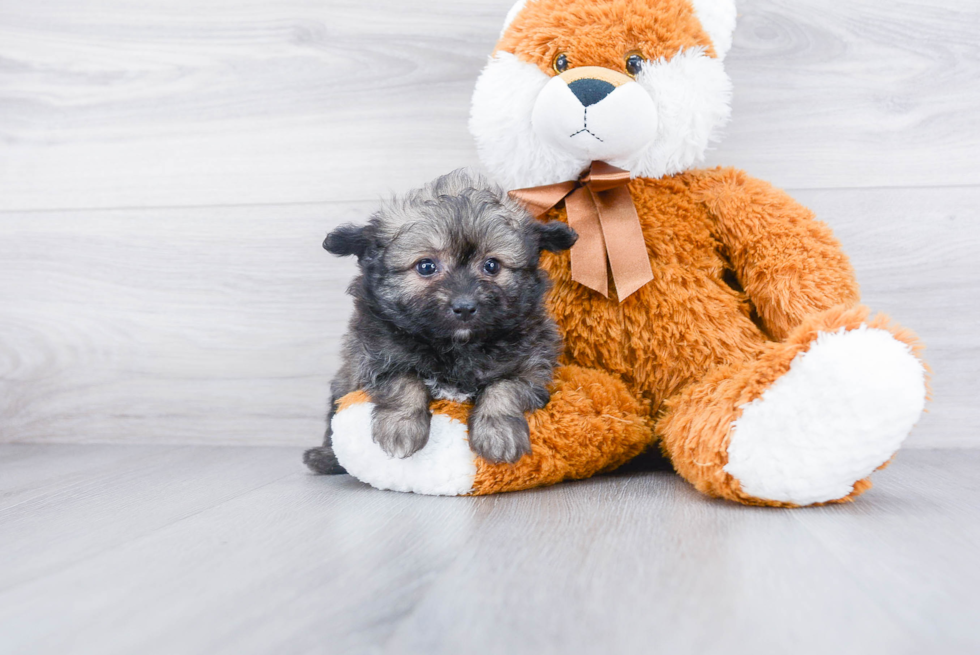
left=326, top=0, right=928, bottom=507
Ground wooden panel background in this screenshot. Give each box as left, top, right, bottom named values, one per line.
left=0, top=0, right=978, bottom=447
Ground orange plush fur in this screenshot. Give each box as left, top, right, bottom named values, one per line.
left=498, top=0, right=719, bottom=70
left=337, top=365, right=653, bottom=496
left=535, top=169, right=909, bottom=506
left=488, top=0, right=923, bottom=505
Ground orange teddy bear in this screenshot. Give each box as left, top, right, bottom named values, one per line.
left=326, top=0, right=927, bottom=507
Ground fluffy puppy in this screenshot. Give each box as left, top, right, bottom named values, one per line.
left=304, top=170, right=577, bottom=474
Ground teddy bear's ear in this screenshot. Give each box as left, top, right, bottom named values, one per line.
left=689, top=0, right=738, bottom=60
left=500, top=0, right=531, bottom=37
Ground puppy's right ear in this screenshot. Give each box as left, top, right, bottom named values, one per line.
left=324, top=224, right=370, bottom=259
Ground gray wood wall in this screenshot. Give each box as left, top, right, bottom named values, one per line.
left=1, top=0, right=977, bottom=447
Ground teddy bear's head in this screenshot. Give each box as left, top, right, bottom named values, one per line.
left=470, top=0, right=737, bottom=190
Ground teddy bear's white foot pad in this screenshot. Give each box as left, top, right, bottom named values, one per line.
left=331, top=402, right=476, bottom=496
left=724, top=326, right=927, bottom=506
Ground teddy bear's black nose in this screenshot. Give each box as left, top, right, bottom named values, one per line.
left=567, top=78, right=616, bottom=107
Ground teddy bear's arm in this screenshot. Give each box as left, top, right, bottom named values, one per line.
left=696, top=168, right=860, bottom=340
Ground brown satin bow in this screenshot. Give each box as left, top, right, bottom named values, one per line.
left=509, top=162, right=654, bottom=301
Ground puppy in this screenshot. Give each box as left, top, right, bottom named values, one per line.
left=304, top=169, right=576, bottom=474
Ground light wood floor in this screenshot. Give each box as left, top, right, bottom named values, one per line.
left=1, top=445, right=978, bottom=655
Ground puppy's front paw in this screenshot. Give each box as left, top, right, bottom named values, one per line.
left=372, top=406, right=430, bottom=459
left=468, top=413, right=532, bottom=464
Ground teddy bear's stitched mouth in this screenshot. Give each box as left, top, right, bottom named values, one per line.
left=569, top=109, right=604, bottom=142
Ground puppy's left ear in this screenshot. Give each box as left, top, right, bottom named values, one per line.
left=534, top=221, right=578, bottom=253
left=324, top=223, right=371, bottom=259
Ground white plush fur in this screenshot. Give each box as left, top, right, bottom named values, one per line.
left=622, top=48, right=731, bottom=180
left=690, top=0, right=738, bottom=60
left=724, top=327, right=927, bottom=506
left=471, top=52, right=587, bottom=190
left=331, top=402, right=477, bottom=496
left=470, top=49, right=731, bottom=190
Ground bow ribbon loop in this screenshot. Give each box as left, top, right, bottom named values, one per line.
left=509, top=162, right=654, bottom=301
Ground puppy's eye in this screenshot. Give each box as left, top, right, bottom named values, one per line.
left=415, top=259, right=438, bottom=277
left=552, top=53, right=569, bottom=74
left=483, top=258, right=501, bottom=276
left=625, top=52, right=645, bottom=77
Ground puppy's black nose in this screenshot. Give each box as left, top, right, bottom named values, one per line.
left=568, top=78, right=615, bottom=107
left=451, top=298, right=478, bottom=321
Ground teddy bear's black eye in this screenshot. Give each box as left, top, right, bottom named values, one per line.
left=553, top=53, right=569, bottom=74
left=415, top=259, right=438, bottom=277
left=626, top=53, right=645, bottom=77
left=483, top=258, right=501, bottom=275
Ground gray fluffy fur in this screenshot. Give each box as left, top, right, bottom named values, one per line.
left=304, top=169, right=577, bottom=474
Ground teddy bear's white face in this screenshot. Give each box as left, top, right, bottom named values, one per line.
left=470, top=0, right=737, bottom=190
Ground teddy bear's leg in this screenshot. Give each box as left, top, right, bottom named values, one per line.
left=328, top=366, right=653, bottom=496
left=658, top=305, right=927, bottom=507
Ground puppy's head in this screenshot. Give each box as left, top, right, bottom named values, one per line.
left=470, top=0, right=736, bottom=190
left=326, top=169, right=576, bottom=342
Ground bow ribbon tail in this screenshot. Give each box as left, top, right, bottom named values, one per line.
left=565, top=186, right=609, bottom=297
left=593, top=185, right=654, bottom=301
